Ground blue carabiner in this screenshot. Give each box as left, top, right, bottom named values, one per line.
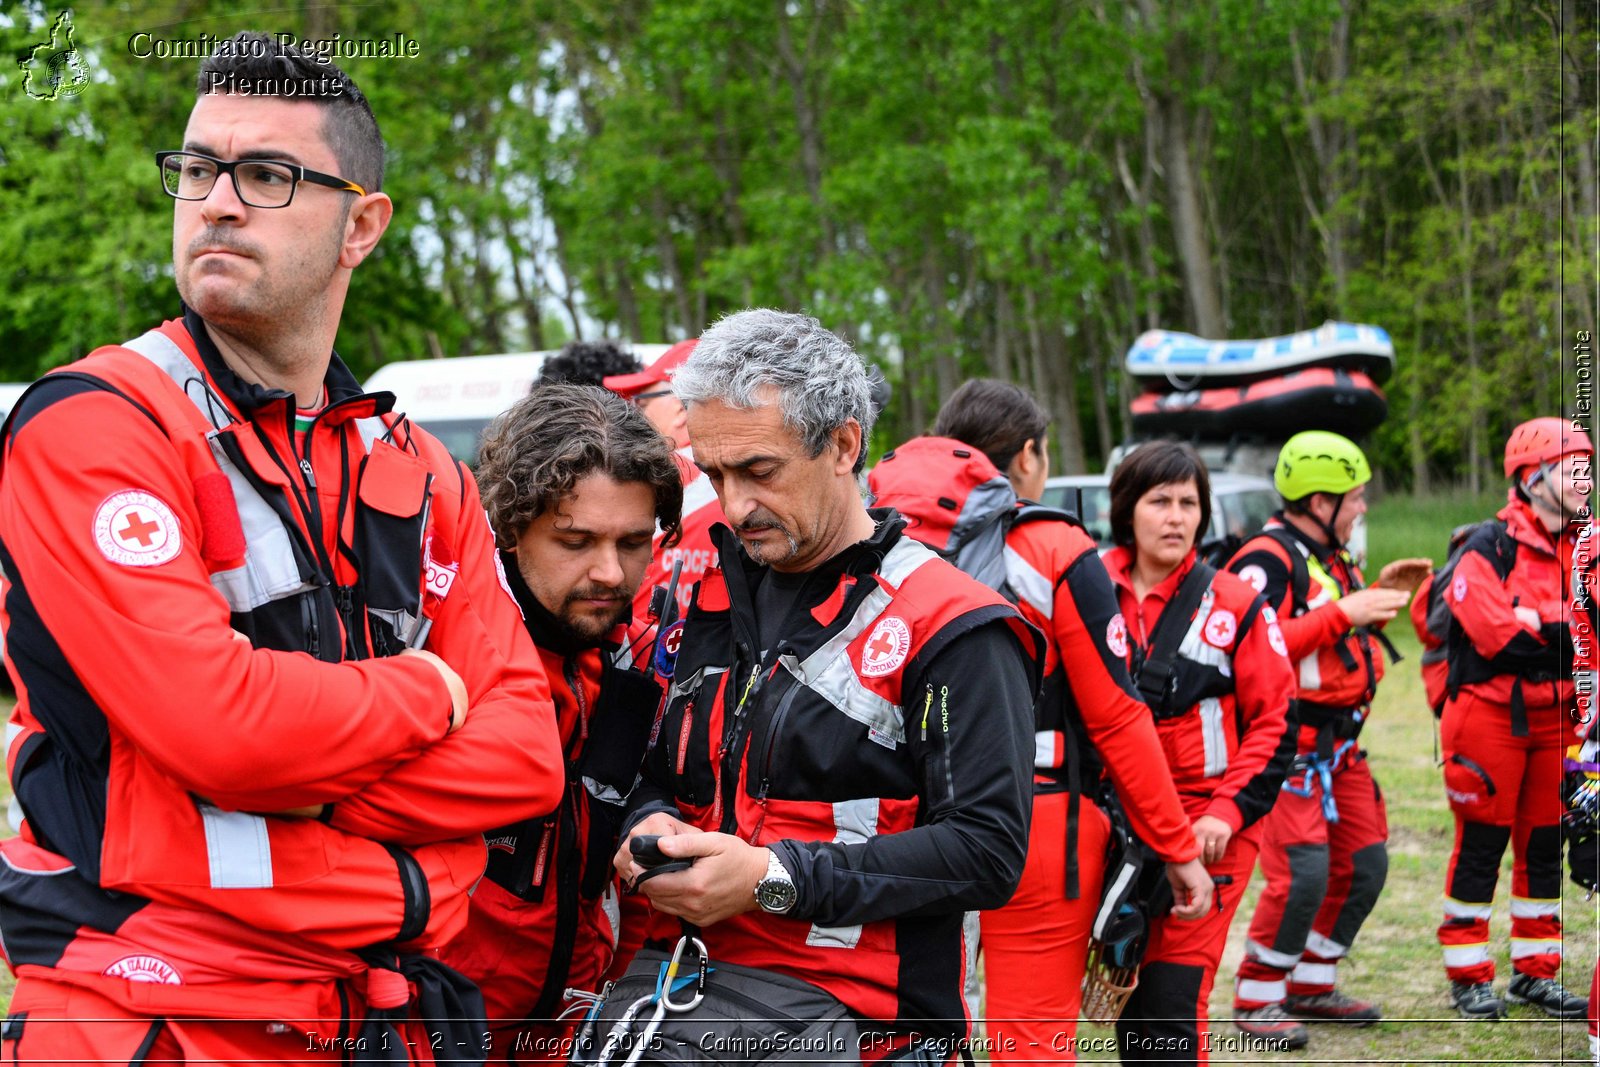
left=1317, top=758, right=1339, bottom=822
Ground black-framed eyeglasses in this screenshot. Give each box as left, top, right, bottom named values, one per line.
left=633, top=389, right=673, bottom=403
left=156, top=150, right=366, bottom=209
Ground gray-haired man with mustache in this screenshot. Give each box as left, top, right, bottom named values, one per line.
left=609, top=309, right=1042, bottom=1061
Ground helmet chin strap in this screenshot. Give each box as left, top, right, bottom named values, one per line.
left=1524, top=462, right=1578, bottom=524
left=1316, top=492, right=1346, bottom=550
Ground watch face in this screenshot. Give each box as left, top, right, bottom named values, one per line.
left=758, top=878, right=797, bottom=914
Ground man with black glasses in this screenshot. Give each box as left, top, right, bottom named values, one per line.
left=0, top=32, right=562, bottom=1063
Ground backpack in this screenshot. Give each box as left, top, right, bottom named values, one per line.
left=865, top=436, right=1078, bottom=600
left=1412, top=519, right=1517, bottom=715
left=868, top=435, right=1092, bottom=899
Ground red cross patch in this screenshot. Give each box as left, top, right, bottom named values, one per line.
left=861, top=616, right=912, bottom=678
left=1238, top=564, right=1268, bottom=593
left=1261, top=605, right=1289, bottom=657
left=1105, top=614, right=1129, bottom=659
left=94, top=490, right=181, bottom=567
left=1203, top=609, right=1237, bottom=648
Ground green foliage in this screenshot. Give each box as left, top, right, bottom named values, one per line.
left=0, top=0, right=1591, bottom=483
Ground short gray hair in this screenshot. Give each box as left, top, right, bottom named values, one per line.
left=674, top=309, right=876, bottom=474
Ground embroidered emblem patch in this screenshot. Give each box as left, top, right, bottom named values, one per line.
left=861, top=616, right=912, bottom=677
left=1204, top=609, right=1238, bottom=648
left=93, top=490, right=181, bottom=567
left=1261, top=605, right=1289, bottom=657
left=1452, top=574, right=1467, bottom=603
left=103, top=954, right=182, bottom=985
left=655, top=618, right=686, bottom=679
left=1238, top=564, right=1268, bottom=593
left=1104, top=614, right=1130, bottom=659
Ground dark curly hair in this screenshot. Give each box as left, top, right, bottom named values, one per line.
left=536, top=340, right=643, bottom=388
left=477, top=383, right=683, bottom=550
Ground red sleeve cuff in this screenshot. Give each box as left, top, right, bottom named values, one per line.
left=1205, top=797, right=1245, bottom=833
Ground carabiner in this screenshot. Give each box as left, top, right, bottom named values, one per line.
left=614, top=936, right=710, bottom=1067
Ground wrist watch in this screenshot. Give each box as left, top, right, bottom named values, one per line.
left=754, top=848, right=798, bottom=915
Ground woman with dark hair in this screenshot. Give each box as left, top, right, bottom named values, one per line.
left=874, top=381, right=1215, bottom=1062
left=1102, top=442, right=1297, bottom=1063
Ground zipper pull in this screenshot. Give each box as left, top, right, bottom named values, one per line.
left=299, top=457, right=317, bottom=489
left=921, top=686, right=932, bottom=742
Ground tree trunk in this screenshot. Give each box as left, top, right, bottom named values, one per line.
left=1085, top=318, right=1114, bottom=464
left=500, top=214, right=544, bottom=351
left=613, top=260, right=642, bottom=343
left=773, top=0, right=835, bottom=260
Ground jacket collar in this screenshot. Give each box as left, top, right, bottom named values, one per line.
left=181, top=304, right=385, bottom=419
left=1499, top=492, right=1566, bottom=555
left=1104, top=544, right=1197, bottom=605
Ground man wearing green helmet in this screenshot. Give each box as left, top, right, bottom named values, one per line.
left=1225, top=431, right=1429, bottom=1049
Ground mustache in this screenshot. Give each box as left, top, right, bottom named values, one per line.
left=187, top=229, right=261, bottom=260
left=735, top=510, right=790, bottom=534
left=564, top=583, right=630, bottom=603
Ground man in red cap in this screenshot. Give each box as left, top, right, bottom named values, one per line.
left=605, top=340, right=727, bottom=622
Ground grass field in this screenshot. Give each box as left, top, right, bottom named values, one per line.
left=0, top=492, right=1587, bottom=1062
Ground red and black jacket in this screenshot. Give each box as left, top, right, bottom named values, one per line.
left=459, top=559, right=660, bottom=1017
left=1228, top=517, right=1386, bottom=746
left=1002, top=519, right=1201, bottom=866
left=1445, top=495, right=1589, bottom=733
left=1104, top=547, right=1298, bottom=833
left=0, top=312, right=561, bottom=1016
left=624, top=513, right=1040, bottom=1041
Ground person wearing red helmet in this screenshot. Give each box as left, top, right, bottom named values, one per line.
left=1435, top=417, right=1594, bottom=1019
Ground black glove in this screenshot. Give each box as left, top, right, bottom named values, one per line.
left=1568, top=825, right=1600, bottom=891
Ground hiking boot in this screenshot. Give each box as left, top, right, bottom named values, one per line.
left=1507, top=974, right=1589, bottom=1018
left=1233, top=1003, right=1310, bottom=1050
left=1450, top=980, right=1507, bottom=1019
left=1285, top=989, right=1382, bottom=1025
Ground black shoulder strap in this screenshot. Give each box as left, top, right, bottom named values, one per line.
left=1492, top=519, right=1517, bottom=575
left=1261, top=527, right=1311, bottom=613
left=1134, top=561, right=1217, bottom=711
left=1012, top=503, right=1081, bottom=530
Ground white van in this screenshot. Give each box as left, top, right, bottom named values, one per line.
left=0, top=383, right=32, bottom=423
left=363, top=345, right=674, bottom=464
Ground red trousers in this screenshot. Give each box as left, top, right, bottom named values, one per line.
left=1119, top=830, right=1259, bottom=1063
left=0, top=973, right=456, bottom=1064
left=1234, top=751, right=1388, bottom=1009
left=1435, top=691, right=1565, bottom=983
left=981, top=790, right=1110, bottom=1063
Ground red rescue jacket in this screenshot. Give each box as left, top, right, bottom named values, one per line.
left=1444, top=495, right=1589, bottom=728
left=1104, top=547, right=1298, bottom=833
left=1228, top=517, right=1387, bottom=746
left=632, top=450, right=726, bottom=621
left=0, top=314, right=562, bottom=1018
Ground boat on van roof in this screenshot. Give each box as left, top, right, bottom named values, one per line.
left=364, top=344, right=675, bottom=464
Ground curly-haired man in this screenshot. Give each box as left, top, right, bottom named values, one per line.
left=438, top=383, right=683, bottom=1060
